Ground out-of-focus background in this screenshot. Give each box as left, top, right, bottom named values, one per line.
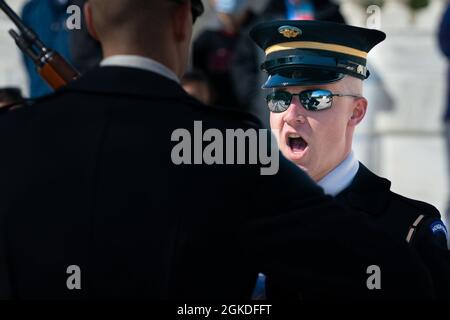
left=1, top=0, right=449, bottom=227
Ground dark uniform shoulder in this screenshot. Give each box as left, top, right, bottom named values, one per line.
left=390, top=192, right=441, bottom=219
left=176, top=90, right=265, bottom=130
left=386, top=190, right=450, bottom=299
left=205, top=103, right=264, bottom=129
left=390, top=191, right=448, bottom=248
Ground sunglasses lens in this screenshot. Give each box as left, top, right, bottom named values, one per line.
left=299, top=90, right=333, bottom=111
left=266, top=91, right=291, bottom=113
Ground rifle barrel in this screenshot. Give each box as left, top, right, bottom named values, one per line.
left=0, top=0, right=45, bottom=50
left=0, top=0, right=25, bottom=31
left=9, top=29, right=40, bottom=63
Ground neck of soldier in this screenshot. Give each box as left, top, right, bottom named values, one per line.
left=101, top=40, right=185, bottom=79
left=311, top=137, right=354, bottom=182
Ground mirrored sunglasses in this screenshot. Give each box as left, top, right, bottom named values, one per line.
left=266, top=89, right=361, bottom=113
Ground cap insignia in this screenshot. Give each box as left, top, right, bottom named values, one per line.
left=357, top=65, right=365, bottom=75
left=278, top=26, right=302, bottom=39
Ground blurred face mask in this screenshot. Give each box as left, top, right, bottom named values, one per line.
left=214, top=0, right=248, bottom=16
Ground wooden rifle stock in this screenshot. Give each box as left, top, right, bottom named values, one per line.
left=38, top=51, right=80, bottom=90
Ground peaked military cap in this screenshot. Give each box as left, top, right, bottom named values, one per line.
left=250, top=20, right=386, bottom=88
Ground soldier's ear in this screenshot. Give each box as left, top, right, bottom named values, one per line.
left=171, top=0, right=192, bottom=42
left=84, top=2, right=99, bottom=41
left=348, top=97, right=367, bottom=127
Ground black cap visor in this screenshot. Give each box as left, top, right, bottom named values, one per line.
left=263, top=68, right=345, bottom=88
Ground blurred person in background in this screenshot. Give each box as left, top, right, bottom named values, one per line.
left=231, top=0, right=346, bottom=126
left=21, top=0, right=74, bottom=98
left=0, top=87, right=23, bottom=110
left=262, top=0, right=345, bottom=22
left=438, top=0, right=450, bottom=246
left=181, top=70, right=213, bottom=105
left=251, top=20, right=450, bottom=299
left=192, top=0, right=257, bottom=110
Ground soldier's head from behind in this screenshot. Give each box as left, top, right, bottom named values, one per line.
left=84, top=0, right=204, bottom=78
left=250, top=20, right=385, bottom=181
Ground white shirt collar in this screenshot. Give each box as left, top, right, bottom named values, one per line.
left=100, top=55, right=179, bottom=84
left=317, top=151, right=360, bottom=197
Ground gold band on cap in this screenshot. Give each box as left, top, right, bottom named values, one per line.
left=265, top=41, right=368, bottom=59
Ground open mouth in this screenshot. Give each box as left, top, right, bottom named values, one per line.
left=287, top=134, right=308, bottom=154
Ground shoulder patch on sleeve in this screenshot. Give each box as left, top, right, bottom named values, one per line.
left=430, top=220, right=448, bottom=240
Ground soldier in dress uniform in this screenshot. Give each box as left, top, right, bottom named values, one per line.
left=251, top=20, right=450, bottom=299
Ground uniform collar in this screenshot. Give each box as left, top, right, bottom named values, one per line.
left=64, top=66, right=192, bottom=103
left=317, top=151, right=359, bottom=196
left=100, top=55, right=180, bottom=84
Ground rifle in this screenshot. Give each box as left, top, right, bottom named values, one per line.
left=0, top=0, right=80, bottom=90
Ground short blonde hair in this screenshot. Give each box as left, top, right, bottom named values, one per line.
left=88, top=0, right=174, bottom=40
